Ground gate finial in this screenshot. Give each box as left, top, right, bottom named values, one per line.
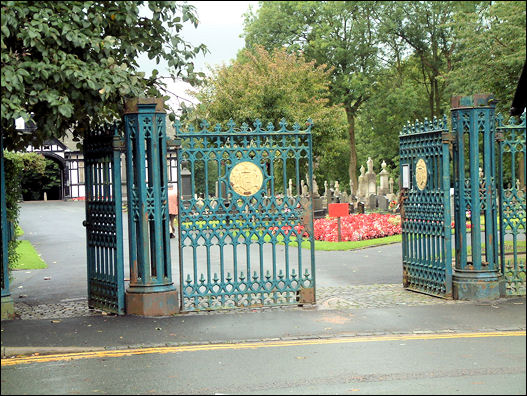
left=199, top=119, right=210, bottom=132
left=174, top=119, right=182, bottom=135
left=254, top=119, right=262, bottom=131
left=279, top=118, right=288, bottom=131
left=227, top=119, right=236, bottom=131
left=306, top=118, right=313, bottom=132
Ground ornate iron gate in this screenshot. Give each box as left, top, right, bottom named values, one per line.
left=497, top=112, right=526, bottom=295
left=83, top=123, right=125, bottom=314
left=399, top=117, right=452, bottom=297
left=175, top=119, right=316, bottom=311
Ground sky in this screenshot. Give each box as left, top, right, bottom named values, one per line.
left=137, top=1, right=260, bottom=111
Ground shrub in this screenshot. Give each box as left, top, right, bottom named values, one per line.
left=2, top=151, right=46, bottom=269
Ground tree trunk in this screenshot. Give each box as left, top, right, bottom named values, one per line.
left=433, top=76, right=441, bottom=116
left=345, top=106, right=358, bottom=194
left=428, top=76, right=435, bottom=119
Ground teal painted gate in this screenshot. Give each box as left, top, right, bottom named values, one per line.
left=399, top=117, right=453, bottom=297
left=1, top=134, right=11, bottom=305
left=83, top=123, right=125, bottom=314
left=497, top=112, right=526, bottom=295
left=175, top=119, right=316, bottom=311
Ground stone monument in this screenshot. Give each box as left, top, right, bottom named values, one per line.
left=366, top=157, right=377, bottom=196
left=358, top=165, right=367, bottom=200
left=378, top=160, right=389, bottom=196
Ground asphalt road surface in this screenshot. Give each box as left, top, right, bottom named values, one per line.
left=2, top=330, right=525, bottom=395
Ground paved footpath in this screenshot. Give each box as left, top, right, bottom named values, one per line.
left=2, top=295, right=525, bottom=358
left=11, top=284, right=475, bottom=320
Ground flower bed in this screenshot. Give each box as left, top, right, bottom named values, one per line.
left=314, top=213, right=402, bottom=242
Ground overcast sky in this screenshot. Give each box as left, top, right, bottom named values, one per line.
left=137, top=1, right=259, bottom=110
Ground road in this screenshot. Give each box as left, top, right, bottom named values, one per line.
left=1, top=330, right=525, bottom=395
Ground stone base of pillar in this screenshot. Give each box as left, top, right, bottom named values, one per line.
left=452, top=270, right=506, bottom=300
left=125, top=287, right=179, bottom=316
left=1, top=296, right=15, bottom=320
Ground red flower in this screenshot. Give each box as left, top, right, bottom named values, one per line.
left=313, top=213, right=402, bottom=242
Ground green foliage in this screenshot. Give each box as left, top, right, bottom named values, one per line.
left=12, top=240, right=47, bottom=270
left=377, top=1, right=459, bottom=118
left=243, top=1, right=380, bottom=106
left=315, top=137, right=350, bottom=191
left=2, top=151, right=46, bottom=268
left=356, top=55, right=432, bottom=183
left=21, top=157, right=61, bottom=200
left=3, top=151, right=23, bottom=269
left=1, top=1, right=207, bottom=151
left=446, top=1, right=526, bottom=114
left=243, top=1, right=382, bottom=191
left=243, top=1, right=525, bottom=189
left=187, top=45, right=349, bottom=190
left=3, top=152, right=22, bottom=223
left=192, top=46, right=344, bottom=131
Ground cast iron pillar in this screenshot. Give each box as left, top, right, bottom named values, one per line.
left=451, top=94, right=505, bottom=300
left=1, top=133, right=15, bottom=319
left=123, top=98, right=179, bottom=315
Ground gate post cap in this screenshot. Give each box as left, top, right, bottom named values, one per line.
left=450, top=94, right=496, bottom=109
left=123, top=97, right=165, bottom=114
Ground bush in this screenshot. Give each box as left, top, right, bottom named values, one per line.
left=2, top=151, right=46, bottom=269
left=21, top=157, right=61, bottom=200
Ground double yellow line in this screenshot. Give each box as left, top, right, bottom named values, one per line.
left=2, top=330, right=525, bottom=367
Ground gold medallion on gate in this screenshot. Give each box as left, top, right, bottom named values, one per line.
left=415, top=158, right=427, bottom=190
left=229, top=161, right=264, bottom=196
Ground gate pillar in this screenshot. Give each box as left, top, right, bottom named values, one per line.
left=1, top=134, right=15, bottom=319
left=123, top=98, right=179, bottom=315
left=451, top=94, right=505, bottom=300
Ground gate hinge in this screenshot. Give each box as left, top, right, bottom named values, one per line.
left=441, top=132, right=455, bottom=145
left=167, top=137, right=182, bottom=149
left=495, top=132, right=504, bottom=142
left=297, top=287, right=315, bottom=305
left=112, top=136, right=126, bottom=152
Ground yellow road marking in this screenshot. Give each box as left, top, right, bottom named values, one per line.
left=2, top=330, right=525, bottom=367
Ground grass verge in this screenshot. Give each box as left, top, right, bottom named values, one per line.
left=286, top=234, right=403, bottom=251
left=12, top=240, right=48, bottom=270
left=454, top=240, right=526, bottom=257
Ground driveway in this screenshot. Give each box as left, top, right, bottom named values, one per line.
left=10, top=201, right=406, bottom=305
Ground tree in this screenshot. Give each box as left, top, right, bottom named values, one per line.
left=446, top=1, right=526, bottom=114
left=243, top=1, right=381, bottom=192
left=189, top=45, right=349, bottom=190
left=21, top=157, right=61, bottom=200
left=1, top=1, right=207, bottom=151
left=356, top=54, right=432, bottom=185
left=377, top=1, right=459, bottom=119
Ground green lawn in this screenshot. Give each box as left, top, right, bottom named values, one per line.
left=12, top=240, right=48, bottom=270
left=454, top=240, right=526, bottom=257
left=12, top=226, right=47, bottom=270
left=284, top=234, right=403, bottom=251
